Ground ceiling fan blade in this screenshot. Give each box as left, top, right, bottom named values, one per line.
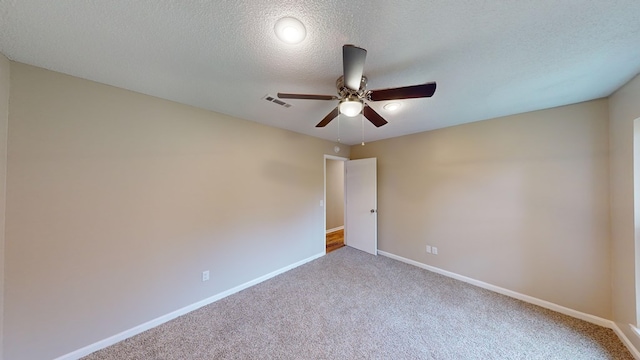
left=316, top=107, right=340, bottom=127
left=369, top=82, right=437, bottom=101
left=363, top=104, right=388, bottom=127
left=277, top=93, right=338, bottom=100
left=343, top=45, right=367, bottom=91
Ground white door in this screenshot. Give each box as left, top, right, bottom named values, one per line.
left=345, top=158, right=377, bottom=255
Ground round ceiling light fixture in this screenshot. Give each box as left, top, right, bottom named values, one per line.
left=274, top=17, right=306, bottom=44
left=384, top=102, right=401, bottom=111
left=339, top=98, right=364, bottom=117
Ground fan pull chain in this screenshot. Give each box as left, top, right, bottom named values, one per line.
left=337, top=115, right=341, bottom=143
left=361, top=114, right=365, bottom=146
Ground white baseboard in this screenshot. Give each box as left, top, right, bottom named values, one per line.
left=611, top=324, right=640, bottom=359
left=378, top=251, right=612, bottom=327
left=55, top=249, right=640, bottom=359
left=54, top=252, right=325, bottom=360
left=378, top=250, right=640, bottom=357
left=326, top=226, right=344, bottom=234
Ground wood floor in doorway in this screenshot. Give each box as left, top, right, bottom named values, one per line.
left=326, top=229, right=344, bottom=253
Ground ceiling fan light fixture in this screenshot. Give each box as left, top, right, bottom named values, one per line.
left=276, top=45, right=436, bottom=129
left=274, top=17, right=306, bottom=44
left=339, top=99, right=363, bottom=117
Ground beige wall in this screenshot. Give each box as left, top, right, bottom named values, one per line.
left=0, top=53, right=9, bottom=360
left=351, top=99, right=612, bottom=318
left=326, top=159, right=344, bottom=230
left=4, top=63, right=348, bottom=360
left=4, top=57, right=639, bottom=358
left=609, top=73, right=640, bottom=349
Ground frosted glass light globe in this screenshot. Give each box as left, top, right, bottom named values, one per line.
left=339, top=100, right=363, bottom=117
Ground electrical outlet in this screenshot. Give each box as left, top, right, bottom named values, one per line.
left=202, top=270, right=210, bottom=282
left=432, top=247, right=438, bottom=255
left=426, top=245, right=432, bottom=254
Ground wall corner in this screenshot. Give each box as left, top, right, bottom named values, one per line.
left=0, top=52, right=10, bottom=360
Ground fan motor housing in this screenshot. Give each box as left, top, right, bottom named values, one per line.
left=336, top=75, right=368, bottom=99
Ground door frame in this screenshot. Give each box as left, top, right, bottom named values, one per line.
left=324, top=154, right=348, bottom=254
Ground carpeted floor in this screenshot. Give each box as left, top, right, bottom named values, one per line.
left=83, top=247, right=634, bottom=359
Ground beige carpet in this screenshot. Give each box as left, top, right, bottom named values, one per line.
left=83, top=247, right=633, bottom=359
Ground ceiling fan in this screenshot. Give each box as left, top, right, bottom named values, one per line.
left=277, top=45, right=436, bottom=128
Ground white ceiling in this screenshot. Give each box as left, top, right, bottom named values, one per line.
left=1, top=1, right=639, bottom=145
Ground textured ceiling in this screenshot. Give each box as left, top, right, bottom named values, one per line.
left=1, top=1, right=640, bottom=145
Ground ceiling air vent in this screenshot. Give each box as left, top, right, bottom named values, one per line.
left=263, top=94, right=292, bottom=108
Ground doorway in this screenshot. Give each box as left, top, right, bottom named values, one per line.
left=324, top=155, right=347, bottom=253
